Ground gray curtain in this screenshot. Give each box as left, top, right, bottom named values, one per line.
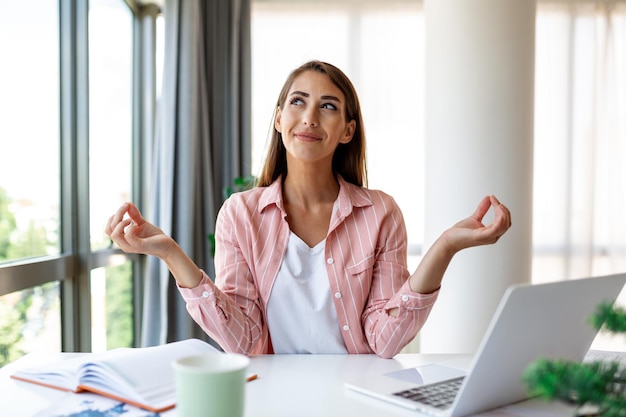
left=141, top=0, right=251, bottom=347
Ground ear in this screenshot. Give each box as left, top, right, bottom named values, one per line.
left=340, top=120, right=356, bottom=144
left=274, top=107, right=282, bottom=132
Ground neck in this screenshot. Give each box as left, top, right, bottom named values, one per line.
left=283, top=168, right=339, bottom=209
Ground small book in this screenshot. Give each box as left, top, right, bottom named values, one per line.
left=11, top=338, right=226, bottom=413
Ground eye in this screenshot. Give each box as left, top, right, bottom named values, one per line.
left=289, top=97, right=305, bottom=106
left=321, top=102, right=338, bottom=110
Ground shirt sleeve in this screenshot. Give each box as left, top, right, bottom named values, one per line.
left=361, top=195, right=440, bottom=358
left=176, top=197, right=268, bottom=354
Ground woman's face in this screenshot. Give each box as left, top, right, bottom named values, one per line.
left=275, top=70, right=355, bottom=167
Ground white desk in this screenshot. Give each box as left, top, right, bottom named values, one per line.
left=1, top=352, right=577, bottom=417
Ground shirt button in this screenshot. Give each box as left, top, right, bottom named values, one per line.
left=202, top=291, right=210, bottom=298
left=401, top=294, right=409, bottom=302
left=327, top=258, right=334, bottom=265
left=342, top=325, right=350, bottom=331
left=334, top=292, right=342, bottom=299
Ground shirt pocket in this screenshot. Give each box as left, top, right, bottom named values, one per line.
left=346, top=254, right=376, bottom=287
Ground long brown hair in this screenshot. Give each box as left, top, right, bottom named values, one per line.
left=256, top=60, right=367, bottom=187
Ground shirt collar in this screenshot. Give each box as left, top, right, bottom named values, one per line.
left=258, top=177, right=285, bottom=214
left=256, top=175, right=373, bottom=217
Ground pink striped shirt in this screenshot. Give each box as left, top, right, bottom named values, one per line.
left=178, top=176, right=439, bottom=358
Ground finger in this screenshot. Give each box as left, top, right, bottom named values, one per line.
left=105, top=203, right=129, bottom=236
left=492, top=205, right=512, bottom=233
left=472, top=195, right=492, bottom=221
left=112, top=225, right=138, bottom=252
left=491, top=195, right=510, bottom=221
left=112, top=203, right=131, bottom=226
left=497, top=202, right=512, bottom=228
left=104, top=214, right=115, bottom=236
left=126, top=202, right=146, bottom=226
left=110, top=217, right=133, bottom=245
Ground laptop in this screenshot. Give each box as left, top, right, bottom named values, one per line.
left=345, top=273, right=626, bottom=417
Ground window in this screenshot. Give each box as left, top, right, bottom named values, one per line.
left=0, top=1, right=61, bottom=260
left=89, top=0, right=133, bottom=251
left=88, top=0, right=134, bottom=352
left=0, top=0, right=62, bottom=366
left=533, top=3, right=626, bottom=283
left=534, top=2, right=626, bottom=351
left=0, top=0, right=159, bottom=365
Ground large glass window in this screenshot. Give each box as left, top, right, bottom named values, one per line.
left=0, top=0, right=62, bottom=366
left=91, top=262, right=133, bottom=352
left=89, top=0, right=133, bottom=251
left=88, top=0, right=134, bottom=352
left=0, top=1, right=60, bottom=261
left=0, top=283, right=61, bottom=367
left=534, top=2, right=626, bottom=351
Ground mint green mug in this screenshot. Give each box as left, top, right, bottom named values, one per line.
left=173, top=353, right=250, bottom=417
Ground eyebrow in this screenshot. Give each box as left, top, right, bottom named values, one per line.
left=290, top=91, right=341, bottom=102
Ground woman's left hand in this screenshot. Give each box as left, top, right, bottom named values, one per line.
left=443, top=195, right=512, bottom=253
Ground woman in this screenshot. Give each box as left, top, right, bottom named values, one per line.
left=106, top=60, right=511, bottom=358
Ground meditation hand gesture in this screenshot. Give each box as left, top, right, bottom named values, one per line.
left=443, top=195, right=512, bottom=253
left=105, top=202, right=175, bottom=259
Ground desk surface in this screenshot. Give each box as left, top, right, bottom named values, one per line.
left=1, top=352, right=577, bottom=417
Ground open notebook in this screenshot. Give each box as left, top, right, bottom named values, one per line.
left=12, top=338, right=256, bottom=413
left=345, top=273, right=626, bottom=417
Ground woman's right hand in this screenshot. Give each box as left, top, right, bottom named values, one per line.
left=105, top=202, right=174, bottom=259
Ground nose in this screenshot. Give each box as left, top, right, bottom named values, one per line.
left=303, top=107, right=319, bottom=127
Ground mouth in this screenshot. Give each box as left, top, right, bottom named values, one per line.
left=294, top=131, right=322, bottom=142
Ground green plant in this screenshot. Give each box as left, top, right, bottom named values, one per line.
left=523, top=302, right=626, bottom=416
left=222, top=175, right=256, bottom=201
left=208, top=175, right=256, bottom=258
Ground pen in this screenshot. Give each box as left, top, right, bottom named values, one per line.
left=246, top=374, right=258, bottom=382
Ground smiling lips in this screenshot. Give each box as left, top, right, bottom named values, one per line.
left=294, top=131, right=322, bottom=142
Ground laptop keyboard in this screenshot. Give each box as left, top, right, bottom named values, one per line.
left=392, top=377, right=465, bottom=410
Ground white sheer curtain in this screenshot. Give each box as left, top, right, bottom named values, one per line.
left=251, top=0, right=626, bottom=280
left=249, top=0, right=626, bottom=350
left=534, top=1, right=626, bottom=350
left=533, top=1, right=626, bottom=285
left=250, top=1, right=425, bottom=269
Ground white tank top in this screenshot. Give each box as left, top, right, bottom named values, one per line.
left=266, top=232, right=348, bottom=354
